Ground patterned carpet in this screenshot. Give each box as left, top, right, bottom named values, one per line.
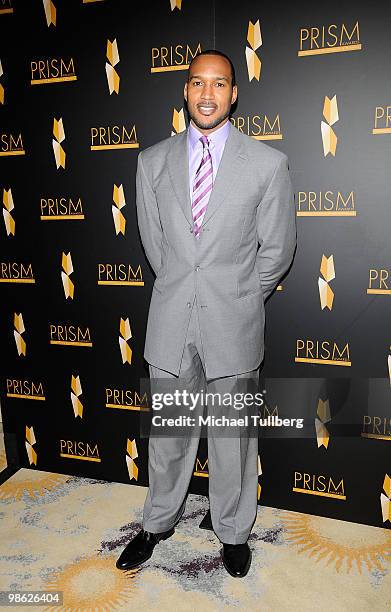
left=0, top=467, right=390, bottom=611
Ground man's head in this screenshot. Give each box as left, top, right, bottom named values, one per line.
left=184, top=50, right=238, bottom=134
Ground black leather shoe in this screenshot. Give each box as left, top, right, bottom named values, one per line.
left=116, top=527, right=175, bottom=570
left=221, top=542, right=252, bottom=577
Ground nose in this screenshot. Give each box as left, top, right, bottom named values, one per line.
left=200, top=83, right=214, bottom=99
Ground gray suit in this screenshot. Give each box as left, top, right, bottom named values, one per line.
left=136, top=124, right=297, bottom=379
left=136, top=123, right=296, bottom=544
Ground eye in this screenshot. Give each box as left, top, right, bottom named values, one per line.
left=216, top=82, right=225, bottom=87
left=192, top=81, right=202, bottom=86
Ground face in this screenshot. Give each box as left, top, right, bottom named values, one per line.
left=184, top=54, right=238, bottom=134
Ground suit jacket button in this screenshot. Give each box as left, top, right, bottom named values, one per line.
left=189, top=227, right=193, bottom=233
left=187, top=302, right=191, bottom=308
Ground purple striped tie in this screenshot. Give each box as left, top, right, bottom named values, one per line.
left=192, top=135, right=213, bottom=239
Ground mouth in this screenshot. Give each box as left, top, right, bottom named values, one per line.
left=197, top=104, right=217, bottom=116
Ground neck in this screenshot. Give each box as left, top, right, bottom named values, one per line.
left=190, top=117, right=230, bottom=136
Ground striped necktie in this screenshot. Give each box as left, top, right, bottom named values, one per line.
left=191, top=135, right=213, bottom=239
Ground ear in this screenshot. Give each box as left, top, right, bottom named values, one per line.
left=231, top=84, right=238, bottom=105
left=184, top=81, right=188, bottom=102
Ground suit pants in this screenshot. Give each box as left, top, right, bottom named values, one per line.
left=142, top=295, right=260, bottom=544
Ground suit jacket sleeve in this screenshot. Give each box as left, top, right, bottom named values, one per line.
left=255, top=154, right=297, bottom=301
left=135, top=152, right=163, bottom=277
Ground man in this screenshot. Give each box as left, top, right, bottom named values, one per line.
left=116, top=50, right=296, bottom=577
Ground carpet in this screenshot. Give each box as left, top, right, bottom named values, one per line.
left=0, top=468, right=390, bottom=611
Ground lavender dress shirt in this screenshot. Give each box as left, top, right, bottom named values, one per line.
left=187, top=119, right=231, bottom=200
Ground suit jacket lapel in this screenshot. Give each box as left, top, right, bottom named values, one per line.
left=167, top=124, right=248, bottom=228
left=201, top=124, right=248, bottom=227
left=167, top=130, right=193, bottom=226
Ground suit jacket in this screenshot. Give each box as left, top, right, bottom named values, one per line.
left=136, top=123, right=297, bottom=379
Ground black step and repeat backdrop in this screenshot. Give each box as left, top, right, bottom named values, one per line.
left=1, top=0, right=390, bottom=530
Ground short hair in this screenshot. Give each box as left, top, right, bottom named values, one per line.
left=187, top=49, right=236, bottom=88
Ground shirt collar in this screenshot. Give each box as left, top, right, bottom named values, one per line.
left=188, top=119, right=231, bottom=151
